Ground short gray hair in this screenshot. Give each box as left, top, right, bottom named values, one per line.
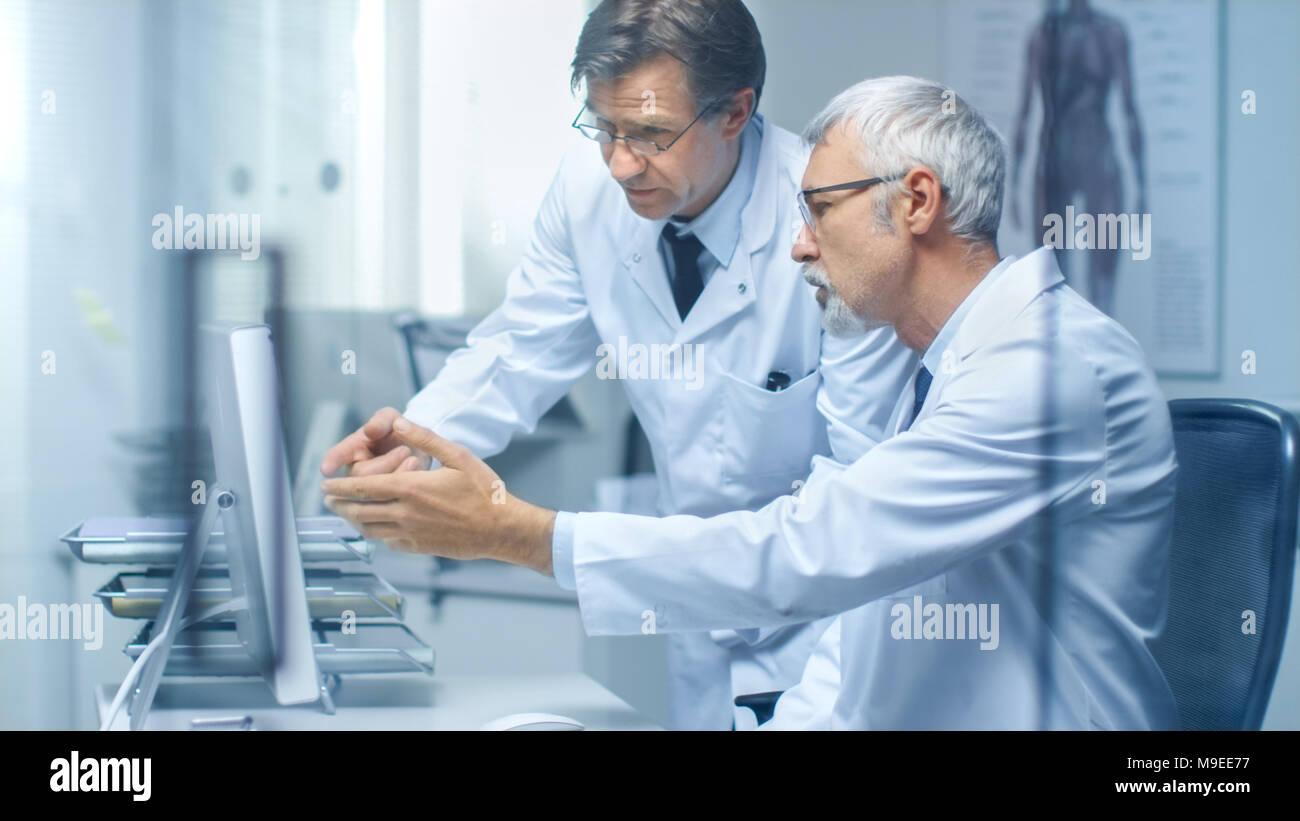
left=803, top=76, right=1006, bottom=244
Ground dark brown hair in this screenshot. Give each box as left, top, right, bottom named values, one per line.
left=571, top=0, right=766, bottom=119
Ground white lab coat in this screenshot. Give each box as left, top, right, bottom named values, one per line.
left=404, top=114, right=916, bottom=729
left=564, top=247, right=1182, bottom=729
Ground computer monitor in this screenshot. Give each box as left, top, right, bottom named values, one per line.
left=201, top=321, right=320, bottom=706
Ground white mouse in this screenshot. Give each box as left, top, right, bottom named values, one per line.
left=480, top=712, right=585, bottom=731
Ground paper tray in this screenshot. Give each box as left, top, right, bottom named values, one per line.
left=125, top=621, right=435, bottom=677
left=97, top=569, right=403, bottom=620
left=63, top=516, right=372, bottom=565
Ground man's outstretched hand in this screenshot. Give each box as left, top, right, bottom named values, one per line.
left=321, top=416, right=556, bottom=576
left=320, top=407, right=431, bottom=478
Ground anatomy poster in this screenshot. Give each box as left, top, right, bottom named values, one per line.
left=942, top=0, right=1221, bottom=375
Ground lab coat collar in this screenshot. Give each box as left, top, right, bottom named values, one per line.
left=620, top=114, right=774, bottom=339
left=624, top=221, right=683, bottom=331
left=920, top=254, right=1015, bottom=377
left=888, top=246, right=1064, bottom=436
left=737, top=113, right=780, bottom=257
left=623, top=220, right=755, bottom=341
left=950, top=245, right=1064, bottom=364
left=677, top=239, right=756, bottom=343
left=667, top=115, right=761, bottom=270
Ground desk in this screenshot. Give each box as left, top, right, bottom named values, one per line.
left=95, top=673, right=660, bottom=730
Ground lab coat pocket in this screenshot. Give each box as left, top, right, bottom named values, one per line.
left=718, top=367, right=823, bottom=499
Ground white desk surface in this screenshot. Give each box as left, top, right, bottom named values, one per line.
left=96, top=673, right=660, bottom=731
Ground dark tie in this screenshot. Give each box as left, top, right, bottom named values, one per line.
left=662, top=223, right=705, bottom=319
left=905, top=365, right=932, bottom=431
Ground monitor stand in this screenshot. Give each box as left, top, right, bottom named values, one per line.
left=127, top=487, right=233, bottom=729
left=124, top=487, right=337, bottom=729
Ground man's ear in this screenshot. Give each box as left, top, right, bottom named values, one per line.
left=718, top=88, right=755, bottom=140
left=901, top=165, right=944, bottom=237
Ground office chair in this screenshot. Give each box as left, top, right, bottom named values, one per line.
left=1154, top=398, right=1299, bottom=729
left=735, top=399, right=1300, bottom=730
left=392, top=311, right=478, bottom=395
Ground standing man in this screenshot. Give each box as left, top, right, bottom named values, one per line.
left=323, top=76, right=1180, bottom=730
left=321, top=1, right=914, bottom=729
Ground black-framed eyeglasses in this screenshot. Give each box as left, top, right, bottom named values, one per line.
left=797, top=174, right=904, bottom=231
left=572, top=98, right=723, bottom=157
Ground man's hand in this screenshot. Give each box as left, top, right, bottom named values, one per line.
left=320, top=407, right=431, bottom=478
left=321, top=416, right=556, bottom=575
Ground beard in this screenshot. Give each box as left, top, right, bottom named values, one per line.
left=801, top=263, right=887, bottom=337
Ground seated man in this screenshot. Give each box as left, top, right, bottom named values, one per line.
left=323, top=75, right=1181, bottom=730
